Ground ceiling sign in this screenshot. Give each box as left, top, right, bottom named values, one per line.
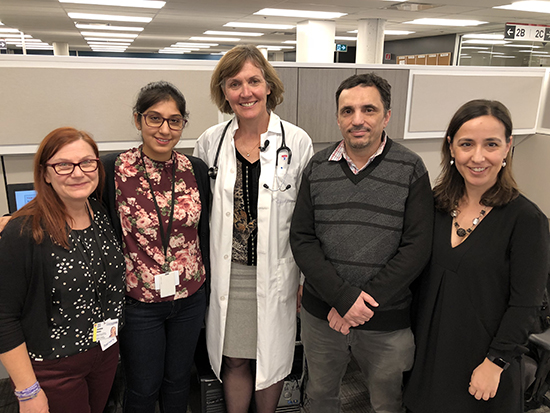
left=504, top=23, right=550, bottom=42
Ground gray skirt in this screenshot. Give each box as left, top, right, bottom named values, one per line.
left=223, top=262, right=257, bottom=359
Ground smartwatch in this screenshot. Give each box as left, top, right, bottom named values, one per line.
left=487, top=354, right=510, bottom=370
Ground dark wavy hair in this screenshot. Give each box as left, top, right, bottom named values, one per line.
left=12, top=127, right=105, bottom=249
left=433, top=99, right=519, bottom=212
left=133, top=80, right=189, bottom=124
left=336, top=73, right=391, bottom=114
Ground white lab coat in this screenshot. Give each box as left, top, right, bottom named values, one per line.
left=194, top=112, right=314, bottom=390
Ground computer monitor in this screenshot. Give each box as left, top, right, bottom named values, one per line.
left=6, top=183, right=36, bottom=213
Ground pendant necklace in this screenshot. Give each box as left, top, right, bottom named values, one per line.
left=451, top=207, right=486, bottom=237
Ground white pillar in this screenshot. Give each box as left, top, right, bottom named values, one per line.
left=258, top=47, right=268, bottom=60
left=297, top=20, right=335, bottom=63
left=53, top=42, right=69, bottom=56
left=356, top=19, right=386, bottom=64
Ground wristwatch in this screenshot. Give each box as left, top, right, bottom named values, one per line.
left=487, top=354, right=510, bottom=370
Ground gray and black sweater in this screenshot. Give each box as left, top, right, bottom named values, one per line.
left=290, top=137, right=434, bottom=331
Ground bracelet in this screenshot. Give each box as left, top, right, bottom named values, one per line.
left=14, top=381, right=41, bottom=402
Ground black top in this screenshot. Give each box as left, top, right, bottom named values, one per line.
left=232, top=149, right=260, bottom=266
left=405, top=195, right=550, bottom=413
left=0, top=199, right=125, bottom=358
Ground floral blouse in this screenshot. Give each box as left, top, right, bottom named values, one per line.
left=114, top=147, right=205, bottom=303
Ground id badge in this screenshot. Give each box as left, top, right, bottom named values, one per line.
left=154, top=270, right=180, bottom=298
left=93, top=318, right=119, bottom=351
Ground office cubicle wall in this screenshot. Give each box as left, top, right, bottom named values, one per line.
left=1, top=56, right=549, bottom=215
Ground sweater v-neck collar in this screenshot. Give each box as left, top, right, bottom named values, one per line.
left=338, top=137, right=393, bottom=185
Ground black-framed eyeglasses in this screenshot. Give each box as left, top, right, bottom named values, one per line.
left=46, top=158, right=100, bottom=175
left=139, top=112, right=188, bottom=131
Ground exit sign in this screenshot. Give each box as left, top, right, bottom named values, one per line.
left=336, top=44, right=347, bottom=52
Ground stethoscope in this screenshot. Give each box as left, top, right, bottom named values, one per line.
left=207, top=119, right=293, bottom=192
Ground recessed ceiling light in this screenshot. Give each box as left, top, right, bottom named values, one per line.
left=461, top=46, right=490, bottom=49
left=87, top=41, right=131, bottom=45
left=80, top=31, right=138, bottom=37
left=257, top=45, right=294, bottom=49
left=60, top=0, right=165, bottom=7
left=0, top=28, right=20, bottom=33
left=462, top=39, right=508, bottom=45
left=68, top=13, right=152, bottom=23
left=405, top=18, right=487, bottom=26
left=174, top=42, right=217, bottom=48
left=6, top=39, right=44, bottom=43
left=462, top=33, right=504, bottom=39
left=501, top=43, right=541, bottom=48
left=224, top=22, right=295, bottom=30
left=335, top=36, right=357, bottom=41
left=283, top=40, right=297, bottom=44
left=163, top=48, right=200, bottom=52
left=204, top=30, right=263, bottom=37
left=76, top=24, right=144, bottom=31
left=189, top=36, right=240, bottom=42
left=385, top=30, right=415, bottom=35
left=493, top=55, right=516, bottom=58
left=159, top=50, right=190, bottom=54
left=84, top=36, right=136, bottom=41
left=254, top=8, right=346, bottom=19
left=2, top=34, right=32, bottom=38
left=494, top=1, right=550, bottom=13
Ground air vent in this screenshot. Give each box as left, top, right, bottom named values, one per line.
left=385, top=2, right=441, bottom=12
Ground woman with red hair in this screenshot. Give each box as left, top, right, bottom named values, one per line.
left=0, top=127, right=125, bottom=413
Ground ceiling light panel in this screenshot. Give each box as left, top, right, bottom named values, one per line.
left=84, top=36, right=136, bottom=41
left=80, top=31, right=138, bottom=37
left=59, top=0, right=165, bottom=8
left=0, top=28, right=21, bottom=33
left=68, top=13, right=152, bottom=23
left=405, top=18, right=487, bottom=26
left=189, top=36, right=240, bottom=42
left=462, top=33, right=504, bottom=39
left=75, top=24, right=143, bottom=31
left=224, top=22, right=295, bottom=30
left=494, top=1, right=550, bottom=14
left=204, top=31, right=263, bottom=37
left=254, top=8, right=347, bottom=19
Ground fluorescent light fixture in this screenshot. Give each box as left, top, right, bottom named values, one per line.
left=501, top=43, right=541, bottom=48
left=159, top=50, right=189, bottom=54
left=92, top=49, right=126, bottom=52
left=405, top=18, right=487, bottom=26
left=0, top=21, right=3, bottom=25
left=494, top=1, right=550, bottom=13
left=204, top=30, right=263, bottom=37
left=174, top=42, right=217, bottom=47
left=257, top=46, right=282, bottom=51
left=75, top=24, right=144, bottom=31
left=533, top=51, right=549, bottom=54
left=478, top=51, right=504, bottom=54
left=461, top=46, right=490, bottom=49
left=462, top=39, right=508, bottom=45
left=283, top=40, right=297, bottom=44
left=91, top=46, right=127, bottom=49
left=68, top=13, right=152, bottom=23
left=87, top=41, right=131, bottom=45
left=8, top=38, right=44, bottom=43
left=1, top=33, right=32, bottom=38
left=462, top=33, right=504, bottom=39
left=384, top=30, right=415, bottom=35
left=254, top=8, right=347, bottom=19
left=493, top=55, right=516, bottom=58
left=60, top=0, right=165, bottom=8
left=189, top=36, right=240, bottom=42
left=460, top=55, right=472, bottom=58
left=80, top=31, right=138, bottom=37
left=257, top=45, right=294, bottom=49
left=85, top=36, right=136, bottom=41
left=335, top=36, right=357, bottom=41
left=162, top=48, right=200, bottom=52
left=0, top=28, right=20, bottom=33
left=224, top=22, right=295, bottom=30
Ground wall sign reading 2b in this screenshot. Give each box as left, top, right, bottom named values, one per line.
left=505, top=23, right=550, bottom=42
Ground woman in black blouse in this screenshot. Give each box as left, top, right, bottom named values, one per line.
left=0, top=127, right=125, bottom=413
left=404, top=100, right=549, bottom=412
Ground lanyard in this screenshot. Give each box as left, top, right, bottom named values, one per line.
left=140, top=149, right=177, bottom=272
left=73, top=203, right=109, bottom=319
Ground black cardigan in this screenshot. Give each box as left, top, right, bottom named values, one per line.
left=100, top=150, right=211, bottom=297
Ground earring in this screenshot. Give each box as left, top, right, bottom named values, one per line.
left=502, top=160, right=507, bottom=168
left=450, top=158, right=455, bottom=166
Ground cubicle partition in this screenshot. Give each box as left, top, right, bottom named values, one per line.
left=1, top=56, right=549, bottom=216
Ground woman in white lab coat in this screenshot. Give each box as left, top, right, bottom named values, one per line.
left=194, top=45, right=313, bottom=413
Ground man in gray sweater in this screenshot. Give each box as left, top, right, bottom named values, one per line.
left=290, top=73, right=433, bottom=413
